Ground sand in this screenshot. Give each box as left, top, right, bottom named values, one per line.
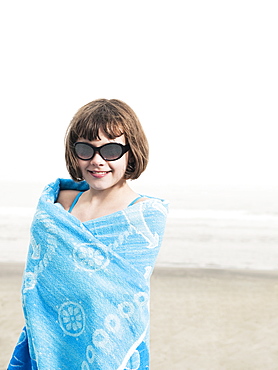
left=0, top=263, right=25, bottom=369
left=1, top=263, right=278, bottom=370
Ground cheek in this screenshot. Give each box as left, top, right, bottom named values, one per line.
left=77, top=159, right=85, bottom=170
left=77, top=159, right=90, bottom=177
left=112, top=156, right=129, bottom=176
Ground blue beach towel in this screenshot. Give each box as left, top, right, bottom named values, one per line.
left=8, top=178, right=168, bottom=370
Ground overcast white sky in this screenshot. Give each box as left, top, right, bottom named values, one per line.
left=0, top=1, right=277, bottom=189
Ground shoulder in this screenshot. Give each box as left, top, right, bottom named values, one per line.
left=138, top=197, right=169, bottom=219
left=135, top=198, right=168, bottom=235
left=132, top=197, right=148, bottom=205
left=56, top=189, right=80, bottom=211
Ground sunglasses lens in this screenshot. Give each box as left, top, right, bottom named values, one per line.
left=74, top=142, right=127, bottom=161
left=74, top=143, right=94, bottom=160
left=100, top=144, right=123, bottom=160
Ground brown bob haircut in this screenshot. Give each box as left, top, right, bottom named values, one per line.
left=65, top=99, right=149, bottom=182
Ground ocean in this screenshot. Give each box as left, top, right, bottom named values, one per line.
left=0, top=181, right=277, bottom=271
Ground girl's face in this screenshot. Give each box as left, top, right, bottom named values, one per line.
left=76, top=129, right=129, bottom=192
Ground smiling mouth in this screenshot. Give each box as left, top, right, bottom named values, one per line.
left=91, top=171, right=110, bottom=174
left=88, top=170, right=111, bottom=177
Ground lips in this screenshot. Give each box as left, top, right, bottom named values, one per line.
left=91, top=171, right=110, bottom=174
left=88, top=170, right=111, bottom=178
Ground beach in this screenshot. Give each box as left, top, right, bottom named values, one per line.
left=150, top=267, right=278, bottom=370
left=1, top=182, right=278, bottom=369
left=1, top=263, right=278, bottom=370
left=1, top=0, right=278, bottom=366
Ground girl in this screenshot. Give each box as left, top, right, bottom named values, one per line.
left=8, top=99, right=168, bottom=370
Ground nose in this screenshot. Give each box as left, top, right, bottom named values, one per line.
left=89, top=152, right=105, bottom=166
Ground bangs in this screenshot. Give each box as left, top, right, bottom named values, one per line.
left=75, top=118, right=124, bottom=141
left=72, top=103, right=125, bottom=142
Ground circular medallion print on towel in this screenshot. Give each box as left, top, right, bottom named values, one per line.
left=58, top=301, right=85, bottom=337
left=73, top=244, right=109, bottom=271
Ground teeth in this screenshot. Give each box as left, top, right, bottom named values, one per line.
left=92, top=171, right=107, bottom=174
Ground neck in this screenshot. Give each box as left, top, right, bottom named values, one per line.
left=86, top=180, right=135, bottom=206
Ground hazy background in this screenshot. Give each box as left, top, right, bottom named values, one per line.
left=0, top=0, right=277, bottom=192
left=1, top=0, right=277, bottom=270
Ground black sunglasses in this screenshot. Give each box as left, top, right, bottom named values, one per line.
left=74, top=142, right=130, bottom=161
